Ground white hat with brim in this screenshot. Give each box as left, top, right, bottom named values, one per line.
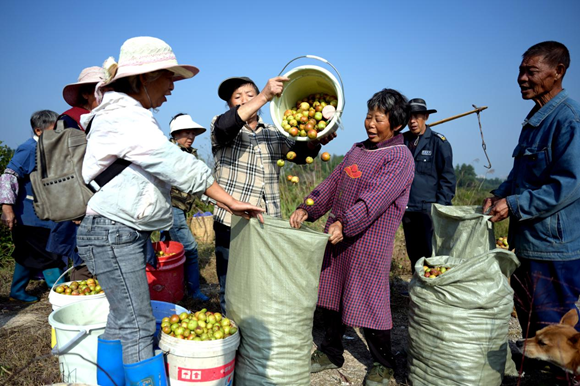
left=63, top=66, right=106, bottom=107
left=104, top=36, right=199, bottom=85
left=170, top=114, right=206, bottom=136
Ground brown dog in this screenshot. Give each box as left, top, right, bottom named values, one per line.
left=517, top=307, right=580, bottom=375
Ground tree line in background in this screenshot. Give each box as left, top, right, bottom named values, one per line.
left=454, top=163, right=504, bottom=191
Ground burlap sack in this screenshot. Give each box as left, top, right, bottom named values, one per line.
left=188, top=215, right=215, bottom=244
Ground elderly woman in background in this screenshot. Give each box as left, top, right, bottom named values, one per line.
left=0, top=111, right=65, bottom=302
left=165, top=113, right=210, bottom=302
left=77, top=37, right=263, bottom=385
left=45, top=66, right=108, bottom=282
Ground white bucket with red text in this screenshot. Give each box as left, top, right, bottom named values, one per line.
left=159, top=328, right=239, bottom=386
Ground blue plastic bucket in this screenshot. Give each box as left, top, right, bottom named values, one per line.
left=151, top=300, right=189, bottom=337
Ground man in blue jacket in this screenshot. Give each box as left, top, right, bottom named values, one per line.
left=484, top=41, right=580, bottom=338
left=403, top=99, right=456, bottom=268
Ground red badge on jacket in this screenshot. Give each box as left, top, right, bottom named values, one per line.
left=345, top=164, right=362, bottom=178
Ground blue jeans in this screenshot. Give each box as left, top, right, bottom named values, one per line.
left=169, top=207, right=198, bottom=264
left=168, top=207, right=201, bottom=294
left=511, top=257, right=580, bottom=338
left=76, top=216, right=155, bottom=364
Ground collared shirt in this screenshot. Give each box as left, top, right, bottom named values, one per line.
left=81, top=91, right=214, bottom=231
left=494, top=89, right=580, bottom=260
left=211, top=106, right=319, bottom=226
left=403, top=126, right=456, bottom=211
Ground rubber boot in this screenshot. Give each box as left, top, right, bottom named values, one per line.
left=42, top=267, right=65, bottom=288
left=185, top=253, right=209, bottom=302
left=97, top=337, right=125, bottom=386
left=124, top=352, right=168, bottom=386
left=9, top=262, right=38, bottom=303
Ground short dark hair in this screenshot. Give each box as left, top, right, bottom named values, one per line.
left=523, top=41, right=570, bottom=71
left=30, top=110, right=59, bottom=130
left=170, top=113, right=186, bottom=125
left=367, top=89, right=409, bottom=132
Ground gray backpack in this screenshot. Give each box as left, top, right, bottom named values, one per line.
left=30, top=116, right=129, bottom=222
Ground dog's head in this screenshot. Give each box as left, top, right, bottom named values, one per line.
left=516, top=308, right=580, bottom=375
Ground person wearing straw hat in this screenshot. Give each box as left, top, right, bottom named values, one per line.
left=165, top=113, right=210, bottom=302
left=402, top=98, right=456, bottom=269
left=44, top=66, right=108, bottom=283
left=76, top=36, right=264, bottom=385
left=60, top=66, right=107, bottom=130
left=211, top=75, right=337, bottom=314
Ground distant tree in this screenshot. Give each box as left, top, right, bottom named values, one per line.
left=0, top=141, right=15, bottom=256
left=0, top=141, right=14, bottom=173
left=455, top=163, right=477, bottom=188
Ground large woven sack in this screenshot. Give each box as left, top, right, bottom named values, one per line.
left=226, top=215, right=329, bottom=386
left=407, top=250, right=520, bottom=386
left=188, top=214, right=214, bottom=244
left=431, top=204, right=495, bottom=258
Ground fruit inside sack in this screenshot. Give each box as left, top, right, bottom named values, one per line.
left=160, top=308, right=238, bottom=341
left=495, top=236, right=510, bottom=250
left=423, top=265, right=452, bottom=278
left=54, top=278, right=104, bottom=296
left=280, top=93, right=338, bottom=138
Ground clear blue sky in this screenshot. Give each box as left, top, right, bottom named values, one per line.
left=1, top=0, right=579, bottom=179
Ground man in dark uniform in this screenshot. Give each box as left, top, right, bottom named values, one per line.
left=402, top=98, right=456, bottom=268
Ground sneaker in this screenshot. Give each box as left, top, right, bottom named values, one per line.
left=310, top=350, right=339, bottom=373
left=364, top=362, right=394, bottom=386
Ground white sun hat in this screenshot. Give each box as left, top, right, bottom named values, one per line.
left=170, top=114, right=206, bottom=136
left=103, top=36, right=199, bottom=85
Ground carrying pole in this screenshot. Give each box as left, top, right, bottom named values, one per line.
left=428, top=106, right=488, bottom=127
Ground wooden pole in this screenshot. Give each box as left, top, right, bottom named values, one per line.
left=428, top=106, right=488, bottom=127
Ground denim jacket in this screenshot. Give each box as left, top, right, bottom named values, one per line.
left=494, top=90, right=580, bottom=261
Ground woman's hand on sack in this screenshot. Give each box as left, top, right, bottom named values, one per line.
left=328, top=221, right=343, bottom=244
left=482, top=196, right=509, bottom=222
left=223, top=200, right=265, bottom=223
left=1, top=205, right=16, bottom=231
left=289, top=209, right=308, bottom=229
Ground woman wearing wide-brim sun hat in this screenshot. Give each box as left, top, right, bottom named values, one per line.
left=60, top=66, right=106, bottom=130
left=76, top=36, right=264, bottom=385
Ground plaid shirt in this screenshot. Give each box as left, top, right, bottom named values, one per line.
left=211, top=108, right=318, bottom=226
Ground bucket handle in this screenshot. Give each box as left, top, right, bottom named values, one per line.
left=50, top=265, right=78, bottom=292
left=277, top=55, right=346, bottom=108
left=51, top=329, right=88, bottom=356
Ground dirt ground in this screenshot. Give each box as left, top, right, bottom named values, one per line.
left=0, top=240, right=575, bottom=385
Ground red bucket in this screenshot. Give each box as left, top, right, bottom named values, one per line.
left=146, top=241, right=186, bottom=303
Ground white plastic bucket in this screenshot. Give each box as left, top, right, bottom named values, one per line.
left=159, top=329, right=240, bottom=386
left=48, top=266, right=108, bottom=348
left=48, top=296, right=109, bottom=385
left=270, top=55, right=345, bottom=141
left=48, top=266, right=108, bottom=311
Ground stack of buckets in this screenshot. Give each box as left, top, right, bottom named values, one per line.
left=270, top=55, right=345, bottom=142
left=48, top=295, right=109, bottom=385
left=147, top=241, right=187, bottom=303
left=48, top=266, right=109, bottom=348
